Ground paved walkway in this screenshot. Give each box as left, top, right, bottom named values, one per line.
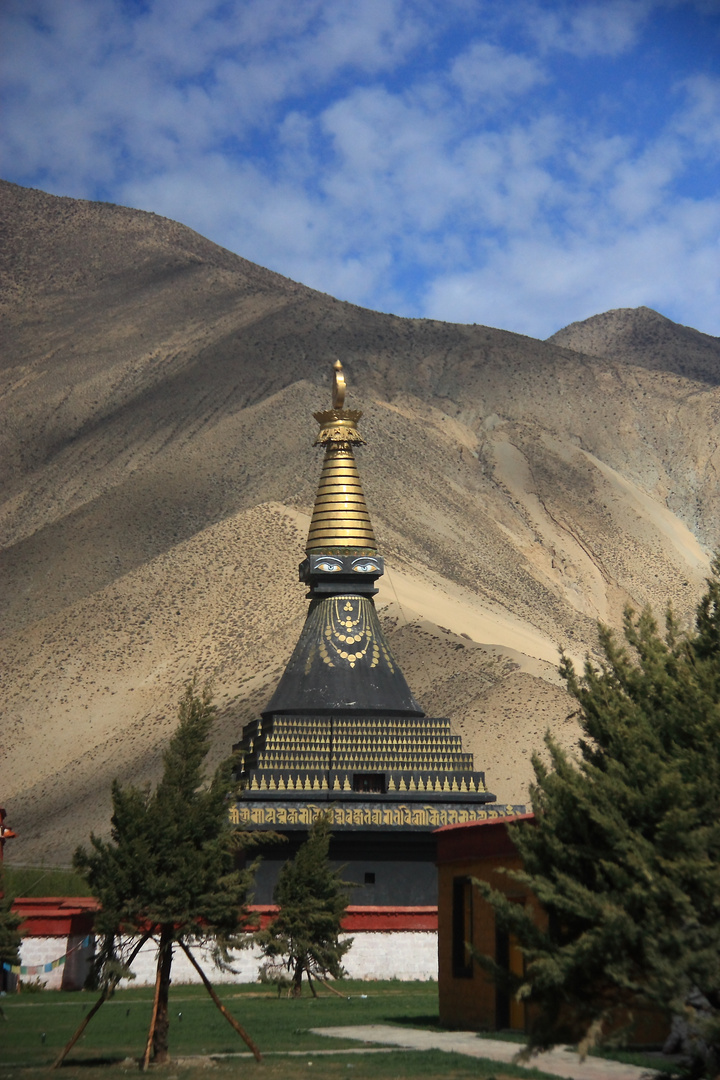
left=311, top=1024, right=657, bottom=1080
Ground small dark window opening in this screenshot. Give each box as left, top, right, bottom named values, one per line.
left=353, top=772, right=386, bottom=793
left=452, top=877, right=473, bottom=978
left=364, top=872, right=376, bottom=885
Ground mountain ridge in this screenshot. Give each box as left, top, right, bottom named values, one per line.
left=547, top=305, right=720, bottom=384
left=1, top=180, right=718, bottom=864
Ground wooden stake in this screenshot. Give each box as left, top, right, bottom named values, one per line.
left=52, top=933, right=151, bottom=1070
left=141, top=940, right=165, bottom=1072
left=177, top=941, right=262, bottom=1062
left=315, top=974, right=347, bottom=998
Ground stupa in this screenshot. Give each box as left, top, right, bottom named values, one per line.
left=231, top=361, right=522, bottom=905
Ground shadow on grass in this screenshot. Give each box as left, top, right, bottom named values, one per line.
left=56, top=1057, right=134, bottom=1068
left=387, top=1014, right=443, bottom=1030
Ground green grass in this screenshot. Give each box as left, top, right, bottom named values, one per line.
left=475, top=1024, right=680, bottom=1072
left=3, top=865, right=93, bottom=898
left=0, top=1050, right=553, bottom=1080
left=2, top=981, right=428, bottom=1066
left=587, top=1046, right=679, bottom=1073
left=0, top=981, right=556, bottom=1079
left=1, top=979, right=677, bottom=1078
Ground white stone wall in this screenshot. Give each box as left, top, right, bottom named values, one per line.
left=117, top=938, right=268, bottom=987
left=342, top=931, right=437, bottom=981
left=19, top=930, right=438, bottom=988
left=18, top=937, right=68, bottom=990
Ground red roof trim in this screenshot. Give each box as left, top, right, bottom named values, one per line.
left=12, top=897, right=100, bottom=936
left=248, top=904, right=438, bottom=932
left=435, top=813, right=536, bottom=863
left=13, top=899, right=438, bottom=937
left=434, top=812, right=535, bottom=834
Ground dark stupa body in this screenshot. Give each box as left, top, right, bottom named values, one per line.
left=231, top=362, right=523, bottom=905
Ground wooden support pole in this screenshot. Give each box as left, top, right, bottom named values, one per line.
left=315, top=974, right=347, bottom=998
left=177, top=941, right=262, bottom=1062
left=52, top=933, right=151, bottom=1070
left=141, top=940, right=165, bottom=1072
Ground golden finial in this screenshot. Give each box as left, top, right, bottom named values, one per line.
left=306, top=360, right=377, bottom=552
left=313, top=360, right=364, bottom=447
left=332, top=360, right=346, bottom=409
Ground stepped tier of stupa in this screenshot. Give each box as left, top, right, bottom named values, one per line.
left=231, top=363, right=521, bottom=840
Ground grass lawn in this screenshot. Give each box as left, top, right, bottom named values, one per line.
left=0, top=981, right=556, bottom=1080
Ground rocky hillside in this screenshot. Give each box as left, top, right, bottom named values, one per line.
left=1, top=180, right=717, bottom=864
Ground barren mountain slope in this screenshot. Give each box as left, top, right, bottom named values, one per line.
left=1, top=181, right=717, bottom=864
left=548, top=305, right=720, bottom=385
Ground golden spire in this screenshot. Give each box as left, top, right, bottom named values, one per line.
left=306, top=361, right=377, bottom=553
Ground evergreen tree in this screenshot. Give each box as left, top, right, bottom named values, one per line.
left=477, top=560, right=720, bottom=1077
left=0, top=812, right=21, bottom=985
left=256, top=814, right=352, bottom=996
left=73, top=679, right=259, bottom=1066
left=0, top=869, right=22, bottom=975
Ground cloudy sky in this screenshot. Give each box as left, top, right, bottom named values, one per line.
left=2, top=0, right=719, bottom=338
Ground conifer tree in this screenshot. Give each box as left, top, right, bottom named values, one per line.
left=0, top=872, right=22, bottom=975
left=477, top=560, right=720, bottom=1077
left=256, top=814, right=352, bottom=996
left=72, top=679, right=260, bottom=1067
left=0, top=812, right=21, bottom=984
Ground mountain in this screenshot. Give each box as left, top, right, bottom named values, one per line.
left=1, top=179, right=718, bottom=865
left=548, top=306, right=720, bottom=385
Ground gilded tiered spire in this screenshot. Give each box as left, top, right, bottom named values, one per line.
left=306, top=360, right=377, bottom=553
left=233, top=359, right=502, bottom=820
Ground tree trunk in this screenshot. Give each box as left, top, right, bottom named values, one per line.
left=53, top=932, right=151, bottom=1070
left=292, top=956, right=304, bottom=998
left=144, top=925, right=174, bottom=1066
left=177, top=941, right=262, bottom=1061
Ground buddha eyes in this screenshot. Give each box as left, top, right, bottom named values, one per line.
left=313, top=557, right=380, bottom=574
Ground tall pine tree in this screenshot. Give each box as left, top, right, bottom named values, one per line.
left=256, top=814, right=352, bottom=997
left=0, top=869, right=22, bottom=988
left=477, top=559, right=720, bottom=1077
left=73, top=679, right=259, bottom=1066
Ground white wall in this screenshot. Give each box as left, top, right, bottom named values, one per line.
left=20, top=931, right=438, bottom=988
left=18, top=937, right=67, bottom=990
left=343, top=931, right=437, bottom=981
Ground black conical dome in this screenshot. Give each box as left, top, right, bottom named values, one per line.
left=263, top=594, right=424, bottom=717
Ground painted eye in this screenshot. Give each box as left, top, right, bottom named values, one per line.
left=316, top=559, right=342, bottom=572
left=352, top=561, right=380, bottom=573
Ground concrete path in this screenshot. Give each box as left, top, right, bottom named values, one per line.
left=311, top=1024, right=657, bottom=1080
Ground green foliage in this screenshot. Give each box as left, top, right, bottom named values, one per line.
left=0, top=867, right=22, bottom=968
left=73, top=678, right=255, bottom=1061
left=256, top=814, right=352, bottom=995
left=75, top=679, right=253, bottom=955
left=476, top=559, right=720, bottom=1076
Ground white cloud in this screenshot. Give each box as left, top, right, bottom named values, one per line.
left=671, top=74, right=720, bottom=154
left=450, top=41, right=547, bottom=102
left=423, top=194, right=720, bottom=337
left=523, top=0, right=653, bottom=57
left=608, top=140, right=685, bottom=220
left=1, top=0, right=719, bottom=339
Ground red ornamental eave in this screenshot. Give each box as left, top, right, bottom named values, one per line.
left=13, top=900, right=438, bottom=938
left=12, top=897, right=100, bottom=937
left=247, top=905, right=438, bottom=932
left=434, top=812, right=536, bottom=864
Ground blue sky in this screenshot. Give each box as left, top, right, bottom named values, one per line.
left=2, top=0, right=719, bottom=338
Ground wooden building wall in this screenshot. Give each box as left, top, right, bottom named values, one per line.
left=436, top=816, right=669, bottom=1045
